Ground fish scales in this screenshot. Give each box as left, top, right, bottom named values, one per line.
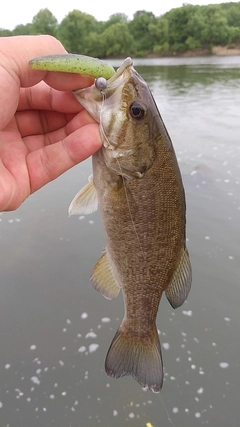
left=69, top=57, right=192, bottom=392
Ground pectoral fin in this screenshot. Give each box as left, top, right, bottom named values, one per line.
left=68, top=175, right=98, bottom=216
left=165, top=247, right=192, bottom=309
left=91, top=249, right=120, bottom=300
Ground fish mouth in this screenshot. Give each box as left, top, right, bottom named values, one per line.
left=73, top=57, right=135, bottom=122
left=105, top=57, right=134, bottom=88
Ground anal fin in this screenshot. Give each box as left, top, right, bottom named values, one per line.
left=165, top=247, right=192, bottom=309
left=91, top=249, right=120, bottom=300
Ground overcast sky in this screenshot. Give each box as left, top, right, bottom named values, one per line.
left=1, top=0, right=236, bottom=30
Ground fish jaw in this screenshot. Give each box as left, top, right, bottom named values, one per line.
left=73, top=57, right=133, bottom=123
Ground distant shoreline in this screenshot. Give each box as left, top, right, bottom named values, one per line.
left=149, top=45, right=240, bottom=58
left=108, top=45, right=240, bottom=60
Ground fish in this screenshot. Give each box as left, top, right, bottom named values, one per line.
left=69, top=57, right=192, bottom=392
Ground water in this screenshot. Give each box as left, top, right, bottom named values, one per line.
left=0, top=56, right=240, bottom=426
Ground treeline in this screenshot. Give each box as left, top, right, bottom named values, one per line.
left=1, top=3, right=240, bottom=57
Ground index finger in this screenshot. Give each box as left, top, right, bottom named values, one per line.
left=0, top=35, right=66, bottom=129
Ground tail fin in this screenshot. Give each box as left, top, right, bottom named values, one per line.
left=105, top=326, right=163, bottom=393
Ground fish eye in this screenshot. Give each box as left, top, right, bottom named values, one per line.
left=129, top=102, right=146, bottom=121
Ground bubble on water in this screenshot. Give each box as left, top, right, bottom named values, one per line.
left=182, top=310, right=193, bottom=317
left=49, top=394, right=55, bottom=399
left=30, top=345, right=37, bottom=351
left=224, top=317, right=231, bottom=322
left=101, top=317, right=111, bottom=323
left=59, top=360, right=64, bottom=366
left=191, top=364, right=196, bottom=370
left=31, top=376, right=40, bottom=385
left=0, top=402, right=3, bottom=408
left=62, top=328, right=67, bottom=333
left=228, top=255, right=234, bottom=260
left=88, top=343, right=99, bottom=353
left=78, top=346, right=86, bottom=353
left=205, top=236, right=210, bottom=240
left=162, top=342, right=170, bottom=350
left=85, top=331, right=97, bottom=339
left=113, top=410, right=118, bottom=416
left=89, top=220, right=94, bottom=225
left=15, top=388, right=24, bottom=398
left=195, top=412, right=201, bottom=418
left=61, top=391, right=67, bottom=396
left=5, top=364, right=11, bottom=369
left=172, top=407, right=179, bottom=413
left=78, top=216, right=85, bottom=220
left=197, top=387, right=204, bottom=394
left=81, top=312, right=88, bottom=319
left=66, top=319, right=71, bottom=325
left=219, top=362, right=229, bottom=369
left=129, top=412, right=135, bottom=418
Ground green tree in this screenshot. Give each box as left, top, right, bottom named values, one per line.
left=83, top=31, right=105, bottom=57
left=103, top=13, right=129, bottom=29
left=101, top=23, right=134, bottom=57
left=0, top=29, right=12, bottom=37
left=148, top=16, right=169, bottom=53
left=129, top=10, right=157, bottom=55
left=12, top=23, right=33, bottom=36
left=31, top=8, right=58, bottom=36
left=200, top=6, right=231, bottom=46
left=57, top=10, right=98, bottom=53
left=165, top=4, right=199, bottom=52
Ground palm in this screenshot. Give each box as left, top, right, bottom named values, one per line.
left=0, top=82, right=100, bottom=211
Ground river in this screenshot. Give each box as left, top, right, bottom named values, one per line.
left=0, top=56, right=240, bottom=427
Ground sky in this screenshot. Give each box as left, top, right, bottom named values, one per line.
left=1, top=0, right=237, bottom=30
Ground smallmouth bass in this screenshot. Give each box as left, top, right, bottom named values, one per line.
left=69, top=58, right=192, bottom=392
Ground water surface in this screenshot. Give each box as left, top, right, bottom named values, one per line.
left=0, top=56, right=240, bottom=427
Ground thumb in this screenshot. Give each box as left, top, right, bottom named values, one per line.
left=0, top=35, right=66, bottom=130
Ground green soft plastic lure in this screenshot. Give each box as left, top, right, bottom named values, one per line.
left=28, top=54, right=115, bottom=80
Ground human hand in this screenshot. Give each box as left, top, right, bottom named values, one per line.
left=0, top=35, right=102, bottom=211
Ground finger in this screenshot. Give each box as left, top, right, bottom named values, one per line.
left=0, top=35, right=66, bottom=130
left=18, top=82, right=83, bottom=113
left=44, top=71, right=94, bottom=91
left=26, top=123, right=102, bottom=193
left=16, top=107, right=96, bottom=139
left=0, top=35, right=67, bottom=87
